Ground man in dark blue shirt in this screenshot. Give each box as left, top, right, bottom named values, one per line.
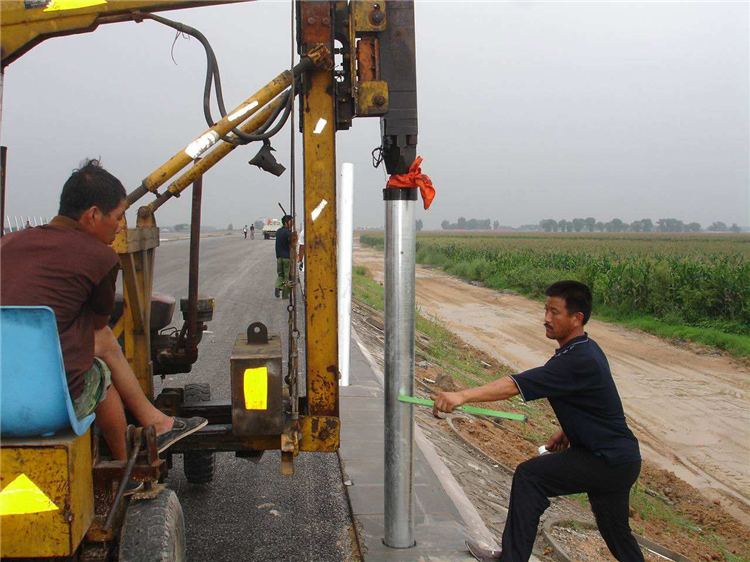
left=274, top=215, right=292, bottom=299
left=434, top=281, right=643, bottom=562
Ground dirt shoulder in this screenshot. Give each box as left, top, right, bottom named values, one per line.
left=354, top=243, right=750, bottom=525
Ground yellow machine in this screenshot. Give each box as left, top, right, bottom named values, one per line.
left=0, top=0, right=418, bottom=559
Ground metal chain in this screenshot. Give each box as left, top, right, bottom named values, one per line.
left=287, top=0, right=300, bottom=420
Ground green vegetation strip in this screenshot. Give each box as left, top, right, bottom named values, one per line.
left=360, top=232, right=750, bottom=357
left=398, top=395, right=527, bottom=422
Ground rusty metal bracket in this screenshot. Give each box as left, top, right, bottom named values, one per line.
left=356, top=80, right=389, bottom=116
left=352, top=0, right=386, bottom=33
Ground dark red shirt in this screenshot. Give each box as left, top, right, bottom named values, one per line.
left=1, top=216, right=119, bottom=398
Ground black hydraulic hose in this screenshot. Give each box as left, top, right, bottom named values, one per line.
left=141, top=13, right=292, bottom=145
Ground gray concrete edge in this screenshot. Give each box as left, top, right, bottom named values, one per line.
left=347, top=328, right=499, bottom=551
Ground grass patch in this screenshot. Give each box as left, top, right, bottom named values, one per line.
left=363, top=235, right=750, bottom=358
left=597, top=313, right=750, bottom=357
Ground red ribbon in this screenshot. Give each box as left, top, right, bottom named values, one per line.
left=385, top=156, right=435, bottom=210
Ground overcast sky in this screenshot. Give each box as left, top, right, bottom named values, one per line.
left=2, top=0, right=748, bottom=230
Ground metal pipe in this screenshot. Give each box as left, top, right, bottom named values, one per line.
left=146, top=95, right=284, bottom=213
left=337, top=163, right=354, bottom=387
left=104, top=436, right=142, bottom=532
left=186, top=164, right=203, bottom=353
left=383, top=186, right=418, bottom=549
left=14, top=216, right=19, bottom=231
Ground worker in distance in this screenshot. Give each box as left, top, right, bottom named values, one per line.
left=1, top=160, right=207, bottom=492
left=433, top=280, right=644, bottom=562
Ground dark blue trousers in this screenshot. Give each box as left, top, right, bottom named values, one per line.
left=500, top=447, right=644, bottom=562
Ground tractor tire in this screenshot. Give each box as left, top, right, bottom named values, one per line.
left=183, top=383, right=215, bottom=485
left=118, top=489, right=186, bottom=562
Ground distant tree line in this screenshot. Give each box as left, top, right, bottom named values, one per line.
left=440, top=217, right=493, bottom=230
left=537, top=218, right=741, bottom=233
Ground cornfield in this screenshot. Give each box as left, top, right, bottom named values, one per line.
left=360, top=232, right=750, bottom=334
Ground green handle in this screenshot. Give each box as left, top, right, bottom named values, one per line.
left=398, top=394, right=527, bottom=422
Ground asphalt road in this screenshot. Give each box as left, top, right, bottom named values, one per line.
left=152, top=234, right=356, bottom=562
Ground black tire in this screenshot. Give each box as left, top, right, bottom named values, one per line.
left=183, top=383, right=215, bottom=485
left=118, top=489, right=186, bottom=562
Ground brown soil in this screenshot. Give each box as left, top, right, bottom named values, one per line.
left=351, top=248, right=750, bottom=561
left=423, top=358, right=750, bottom=561
left=355, top=243, right=750, bottom=525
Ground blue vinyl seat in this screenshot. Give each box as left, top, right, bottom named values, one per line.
left=0, top=306, right=95, bottom=437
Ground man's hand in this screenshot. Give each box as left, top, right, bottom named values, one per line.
left=546, top=429, right=569, bottom=452
left=433, top=391, right=465, bottom=417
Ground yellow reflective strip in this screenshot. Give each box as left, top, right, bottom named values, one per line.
left=243, top=367, right=268, bottom=410
left=0, top=474, right=59, bottom=516
left=43, top=0, right=107, bottom=12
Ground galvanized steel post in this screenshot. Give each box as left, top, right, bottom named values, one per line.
left=383, top=186, right=418, bottom=548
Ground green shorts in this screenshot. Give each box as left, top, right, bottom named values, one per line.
left=73, top=358, right=112, bottom=420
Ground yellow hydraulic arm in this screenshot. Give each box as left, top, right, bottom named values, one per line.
left=0, top=0, right=249, bottom=68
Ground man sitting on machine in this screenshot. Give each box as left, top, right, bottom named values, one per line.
left=1, top=159, right=206, bottom=472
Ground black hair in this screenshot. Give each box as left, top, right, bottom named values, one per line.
left=282, top=215, right=293, bottom=225
left=58, top=159, right=126, bottom=220
left=544, top=280, right=593, bottom=325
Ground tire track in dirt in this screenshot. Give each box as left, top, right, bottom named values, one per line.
left=354, top=243, right=750, bottom=524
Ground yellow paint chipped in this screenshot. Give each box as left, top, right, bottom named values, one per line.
left=0, top=474, right=59, bottom=516
left=243, top=367, right=268, bottom=410
left=43, top=0, right=107, bottom=11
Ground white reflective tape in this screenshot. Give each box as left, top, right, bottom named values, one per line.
left=313, top=118, right=327, bottom=135
left=227, top=100, right=259, bottom=123
left=185, top=131, right=219, bottom=159
left=311, top=199, right=328, bottom=222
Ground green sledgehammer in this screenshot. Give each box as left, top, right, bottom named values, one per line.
left=398, top=394, right=527, bottom=422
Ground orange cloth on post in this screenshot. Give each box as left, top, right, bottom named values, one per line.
left=385, top=156, right=435, bottom=210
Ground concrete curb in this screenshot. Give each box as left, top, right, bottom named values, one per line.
left=350, top=329, right=500, bottom=551
left=541, top=518, right=697, bottom=562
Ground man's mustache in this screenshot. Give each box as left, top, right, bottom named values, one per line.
left=544, top=324, right=553, bottom=330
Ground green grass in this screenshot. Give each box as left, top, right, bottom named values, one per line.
left=361, top=233, right=750, bottom=358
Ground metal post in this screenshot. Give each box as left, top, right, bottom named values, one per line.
left=1, top=146, right=6, bottom=237
left=383, top=186, right=417, bottom=548
left=186, top=165, right=203, bottom=354
left=337, top=163, right=354, bottom=387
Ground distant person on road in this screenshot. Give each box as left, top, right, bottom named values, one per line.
left=243, top=225, right=248, bottom=239
left=24, top=220, right=32, bottom=229
left=1, top=159, right=207, bottom=477
left=250, top=224, right=255, bottom=239
left=434, top=281, right=644, bottom=562
left=274, top=215, right=292, bottom=299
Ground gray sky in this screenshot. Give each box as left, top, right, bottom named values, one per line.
left=2, top=1, right=748, bottom=230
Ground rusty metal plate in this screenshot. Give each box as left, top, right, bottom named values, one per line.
left=0, top=430, right=94, bottom=558
left=298, top=1, right=333, bottom=46
left=356, top=36, right=379, bottom=82
left=352, top=0, right=386, bottom=33
left=356, top=80, right=389, bottom=116
left=299, top=416, right=340, bottom=452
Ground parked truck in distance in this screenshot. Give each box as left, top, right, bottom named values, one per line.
left=263, top=219, right=281, bottom=240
